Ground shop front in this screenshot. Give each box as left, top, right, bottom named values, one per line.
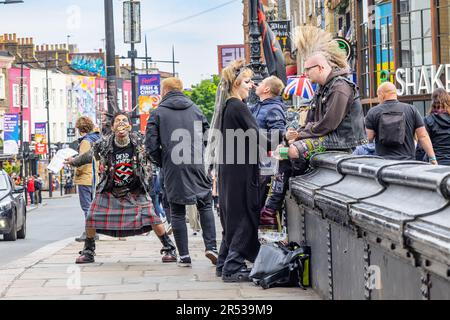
left=356, top=0, right=450, bottom=115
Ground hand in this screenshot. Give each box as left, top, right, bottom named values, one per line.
left=430, top=160, right=438, bottom=165
left=64, top=157, right=74, bottom=166
left=286, top=128, right=299, bottom=141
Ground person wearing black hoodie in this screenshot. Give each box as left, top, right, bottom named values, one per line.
left=251, top=76, right=288, bottom=228
left=417, top=88, right=450, bottom=165
left=145, top=77, right=218, bottom=268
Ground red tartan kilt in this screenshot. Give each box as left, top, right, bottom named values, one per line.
left=86, top=192, right=162, bottom=238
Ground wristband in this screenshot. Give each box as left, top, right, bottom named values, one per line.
left=429, top=156, right=437, bottom=162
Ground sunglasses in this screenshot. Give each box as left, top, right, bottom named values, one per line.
left=304, top=65, right=321, bottom=73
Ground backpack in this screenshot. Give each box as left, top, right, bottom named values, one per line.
left=378, top=108, right=406, bottom=147
left=250, top=242, right=310, bottom=290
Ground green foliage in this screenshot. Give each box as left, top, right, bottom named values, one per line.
left=3, top=161, right=21, bottom=175
left=184, top=75, right=220, bottom=123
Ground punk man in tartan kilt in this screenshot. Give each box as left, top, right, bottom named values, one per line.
left=65, top=111, right=177, bottom=264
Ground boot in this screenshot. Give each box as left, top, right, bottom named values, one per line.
left=259, top=206, right=277, bottom=229
left=76, top=238, right=96, bottom=264
left=158, top=233, right=177, bottom=263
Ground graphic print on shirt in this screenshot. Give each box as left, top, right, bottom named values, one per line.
left=113, top=149, right=135, bottom=188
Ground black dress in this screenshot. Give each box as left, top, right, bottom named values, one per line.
left=218, top=97, right=262, bottom=269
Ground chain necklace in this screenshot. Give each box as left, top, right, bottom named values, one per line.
left=114, top=135, right=131, bottom=148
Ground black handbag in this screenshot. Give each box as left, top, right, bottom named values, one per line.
left=250, top=242, right=310, bottom=290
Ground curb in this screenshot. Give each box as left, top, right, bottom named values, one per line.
left=0, top=237, right=75, bottom=298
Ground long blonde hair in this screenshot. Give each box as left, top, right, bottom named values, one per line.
left=204, top=59, right=253, bottom=170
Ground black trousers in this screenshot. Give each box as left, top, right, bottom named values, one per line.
left=169, top=196, right=217, bottom=257
left=266, top=160, right=293, bottom=212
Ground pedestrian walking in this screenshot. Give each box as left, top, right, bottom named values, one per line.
left=34, top=175, right=42, bottom=204
left=146, top=77, right=218, bottom=268
left=72, top=116, right=101, bottom=242
left=365, top=82, right=437, bottom=164
left=66, top=111, right=176, bottom=264
left=27, top=176, right=35, bottom=205
left=205, top=59, right=266, bottom=282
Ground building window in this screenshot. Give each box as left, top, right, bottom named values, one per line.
left=359, top=0, right=371, bottom=98
left=60, top=123, right=65, bottom=143
left=52, top=122, right=57, bottom=142
left=0, top=73, right=5, bottom=100
left=373, top=1, right=394, bottom=88
left=52, top=89, right=56, bottom=107
left=33, top=87, right=39, bottom=108
left=398, top=0, right=432, bottom=69
left=60, top=89, right=63, bottom=108
left=13, top=84, right=28, bottom=108
left=437, top=0, right=450, bottom=64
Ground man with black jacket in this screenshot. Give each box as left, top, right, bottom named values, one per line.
left=145, top=77, right=218, bottom=268
left=286, top=53, right=367, bottom=168
left=365, top=82, right=437, bottom=164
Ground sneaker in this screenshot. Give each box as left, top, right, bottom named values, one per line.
left=75, top=250, right=95, bottom=264
left=75, top=232, right=86, bottom=242
left=205, top=250, right=218, bottom=265
left=177, top=256, right=192, bottom=268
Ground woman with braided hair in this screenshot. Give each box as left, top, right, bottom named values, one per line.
left=65, top=111, right=177, bottom=264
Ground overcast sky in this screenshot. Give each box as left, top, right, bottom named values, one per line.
left=0, top=0, right=244, bottom=87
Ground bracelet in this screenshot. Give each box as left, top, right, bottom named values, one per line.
left=429, top=156, right=437, bottom=161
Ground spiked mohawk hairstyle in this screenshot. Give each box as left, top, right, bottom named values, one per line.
left=294, top=26, right=349, bottom=70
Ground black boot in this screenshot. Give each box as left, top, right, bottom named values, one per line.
left=158, top=233, right=177, bottom=263
left=76, top=237, right=96, bottom=264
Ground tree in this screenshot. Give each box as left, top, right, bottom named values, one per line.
left=184, top=75, right=220, bottom=123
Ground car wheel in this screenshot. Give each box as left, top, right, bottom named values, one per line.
left=17, top=210, right=26, bottom=240
left=3, top=210, right=17, bottom=241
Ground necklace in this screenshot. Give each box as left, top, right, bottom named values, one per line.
left=114, top=135, right=131, bottom=148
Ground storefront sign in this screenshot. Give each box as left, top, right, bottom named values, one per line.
left=396, top=65, right=450, bottom=96
left=268, top=20, right=291, bottom=52
left=3, top=113, right=19, bottom=155
left=34, top=122, right=47, bottom=155
left=138, top=74, right=161, bottom=115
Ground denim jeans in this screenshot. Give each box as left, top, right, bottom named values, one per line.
left=78, top=185, right=93, bottom=218
left=169, top=196, right=217, bottom=257
left=266, top=160, right=293, bottom=212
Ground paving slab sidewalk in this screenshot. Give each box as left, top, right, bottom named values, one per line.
left=0, top=218, right=320, bottom=300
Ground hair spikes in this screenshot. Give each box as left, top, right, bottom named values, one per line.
left=294, top=26, right=349, bottom=70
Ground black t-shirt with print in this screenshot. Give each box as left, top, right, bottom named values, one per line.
left=112, top=141, right=139, bottom=192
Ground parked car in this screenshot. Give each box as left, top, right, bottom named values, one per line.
left=0, top=170, right=26, bottom=241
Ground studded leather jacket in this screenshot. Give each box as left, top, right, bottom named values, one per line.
left=71, top=132, right=153, bottom=196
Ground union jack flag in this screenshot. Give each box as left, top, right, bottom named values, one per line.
left=283, top=75, right=316, bottom=100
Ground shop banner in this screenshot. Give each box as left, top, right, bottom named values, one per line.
left=138, top=74, right=161, bottom=115
left=3, top=113, right=19, bottom=155
left=34, top=122, right=47, bottom=155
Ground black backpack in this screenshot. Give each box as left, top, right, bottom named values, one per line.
left=378, top=107, right=406, bottom=147
left=250, top=242, right=310, bottom=290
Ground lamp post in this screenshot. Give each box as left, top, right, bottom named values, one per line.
left=248, top=0, right=267, bottom=105
left=44, top=54, right=53, bottom=198
left=104, top=0, right=117, bottom=118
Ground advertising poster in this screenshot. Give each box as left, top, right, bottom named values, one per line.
left=268, top=20, right=291, bottom=52
left=138, top=74, right=161, bottom=115
left=3, top=113, right=19, bottom=155
left=34, top=122, right=48, bottom=155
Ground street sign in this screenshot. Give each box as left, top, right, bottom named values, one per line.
left=123, top=1, right=141, bottom=44
left=67, top=128, right=76, bottom=137
left=334, top=37, right=353, bottom=60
